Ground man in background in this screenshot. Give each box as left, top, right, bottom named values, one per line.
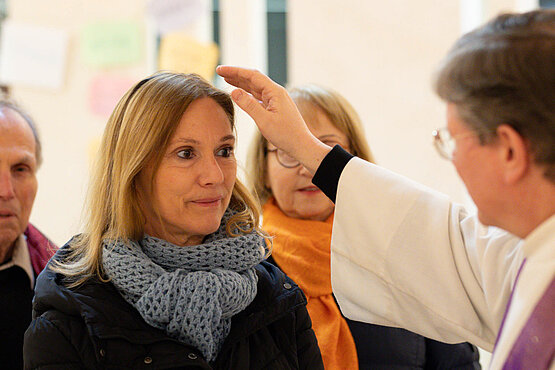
left=0, top=101, right=56, bottom=369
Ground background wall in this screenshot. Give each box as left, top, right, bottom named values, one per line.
left=289, top=0, right=462, bottom=199
left=3, top=0, right=539, bottom=364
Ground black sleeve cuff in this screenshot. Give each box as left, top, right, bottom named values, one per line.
left=312, top=145, right=354, bottom=203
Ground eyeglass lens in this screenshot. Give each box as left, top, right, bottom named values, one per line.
left=433, top=128, right=455, bottom=160
left=276, top=150, right=299, bottom=167
left=275, top=141, right=349, bottom=168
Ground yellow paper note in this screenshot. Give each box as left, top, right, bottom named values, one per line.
left=158, top=33, right=219, bottom=81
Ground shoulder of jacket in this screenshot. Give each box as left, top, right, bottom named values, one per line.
left=33, top=308, right=88, bottom=335
left=250, top=262, right=308, bottom=313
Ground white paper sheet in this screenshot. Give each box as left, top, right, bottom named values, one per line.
left=0, top=21, right=69, bottom=90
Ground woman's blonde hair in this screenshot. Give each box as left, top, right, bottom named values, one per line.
left=247, top=84, right=376, bottom=205
left=54, top=72, right=265, bottom=286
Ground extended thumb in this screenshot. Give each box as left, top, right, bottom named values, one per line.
left=231, top=88, right=245, bottom=102
left=231, top=88, right=265, bottom=123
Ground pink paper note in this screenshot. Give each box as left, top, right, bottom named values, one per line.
left=89, top=75, right=135, bottom=117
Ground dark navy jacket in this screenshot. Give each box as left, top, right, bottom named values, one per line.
left=267, top=254, right=480, bottom=369
left=24, top=246, right=323, bottom=369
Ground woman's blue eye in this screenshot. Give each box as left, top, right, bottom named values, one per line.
left=217, top=146, right=234, bottom=158
left=177, top=149, right=194, bottom=159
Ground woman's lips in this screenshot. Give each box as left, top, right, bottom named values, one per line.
left=191, top=198, right=222, bottom=207
left=297, top=186, right=321, bottom=194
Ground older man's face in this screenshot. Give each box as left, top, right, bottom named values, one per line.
left=446, top=103, right=506, bottom=229
left=0, top=108, right=38, bottom=258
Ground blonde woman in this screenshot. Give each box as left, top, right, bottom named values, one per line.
left=24, top=72, right=323, bottom=369
left=248, top=84, right=480, bottom=369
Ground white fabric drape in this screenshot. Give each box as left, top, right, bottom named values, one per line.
left=330, top=158, right=554, bottom=368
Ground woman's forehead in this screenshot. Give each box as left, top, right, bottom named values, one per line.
left=171, top=98, right=234, bottom=140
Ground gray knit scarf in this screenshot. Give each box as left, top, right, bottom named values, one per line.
left=102, top=210, right=265, bottom=362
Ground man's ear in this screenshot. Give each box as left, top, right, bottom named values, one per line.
left=496, top=124, right=530, bottom=184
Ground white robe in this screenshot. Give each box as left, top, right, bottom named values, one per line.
left=331, top=157, right=554, bottom=369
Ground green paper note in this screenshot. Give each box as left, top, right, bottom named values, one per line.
left=81, top=20, right=142, bottom=67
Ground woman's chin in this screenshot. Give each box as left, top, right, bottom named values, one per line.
left=296, top=208, right=334, bottom=222
left=195, top=219, right=224, bottom=235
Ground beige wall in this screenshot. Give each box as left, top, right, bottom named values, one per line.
left=289, top=0, right=465, bottom=202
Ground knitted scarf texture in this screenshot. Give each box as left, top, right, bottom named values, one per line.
left=102, top=210, right=265, bottom=362
left=263, top=198, right=359, bottom=370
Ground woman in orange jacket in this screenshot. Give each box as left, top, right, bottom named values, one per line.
left=247, top=84, right=481, bottom=369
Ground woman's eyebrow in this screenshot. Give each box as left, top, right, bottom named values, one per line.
left=170, top=135, right=235, bottom=146
left=220, top=134, right=236, bottom=142
left=172, top=138, right=200, bottom=145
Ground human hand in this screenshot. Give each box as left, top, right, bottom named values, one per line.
left=216, top=66, right=331, bottom=173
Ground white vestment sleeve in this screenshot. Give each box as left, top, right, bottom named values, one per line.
left=331, top=158, right=523, bottom=351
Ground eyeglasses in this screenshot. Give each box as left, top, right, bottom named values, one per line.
left=267, top=148, right=299, bottom=168
left=432, top=127, right=477, bottom=160
left=268, top=142, right=349, bottom=168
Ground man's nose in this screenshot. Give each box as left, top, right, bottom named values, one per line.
left=0, top=171, right=16, bottom=199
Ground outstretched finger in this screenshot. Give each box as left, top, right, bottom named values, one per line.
left=217, top=67, right=264, bottom=100
left=225, top=77, right=265, bottom=102
left=230, top=88, right=271, bottom=127
left=217, top=66, right=275, bottom=101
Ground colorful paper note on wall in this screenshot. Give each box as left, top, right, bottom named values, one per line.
left=0, top=21, right=68, bottom=89
left=81, top=21, right=142, bottom=67
left=88, top=75, right=135, bottom=116
left=158, top=33, right=219, bottom=81
left=147, top=0, right=206, bottom=34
